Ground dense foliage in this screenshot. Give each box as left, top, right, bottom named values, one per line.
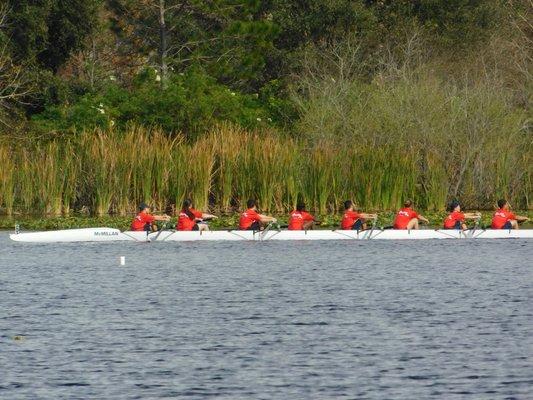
left=0, top=125, right=530, bottom=215
left=2, top=0, right=524, bottom=136
left=0, top=1, right=531, bottom=212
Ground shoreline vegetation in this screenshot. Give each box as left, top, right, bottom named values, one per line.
left=1, top=2, right=531, bottom=218
left=0, top=116, right=533, bottom=216
left=0, top=122, right=531, bottom=217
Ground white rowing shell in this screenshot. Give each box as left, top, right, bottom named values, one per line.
left=9, top=227, right=533, bottom=243
left=9, top=228, right=141, bottom=243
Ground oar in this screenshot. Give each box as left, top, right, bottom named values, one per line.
left=260, top=221, right=275, bottom=239
left=367, top=216, right=378, bottom=239
left=309, top=220, right=322, bottom=230
left=465, top=217, right=484, bottom=236
left=472, top=217, right=480, bottom=231
left=152, top=221, right=173, bottom=241
left=455, top=215, right=480, bottom=237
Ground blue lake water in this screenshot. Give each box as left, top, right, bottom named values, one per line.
left=1, top=232, right=532, bottom=399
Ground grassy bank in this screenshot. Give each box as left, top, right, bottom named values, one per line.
left=2, top=211, right=532, bottom=232
left=0, top=121, right=531, bottom=216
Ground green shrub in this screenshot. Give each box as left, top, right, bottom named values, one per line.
left=31, top=69, right=275, bottom=137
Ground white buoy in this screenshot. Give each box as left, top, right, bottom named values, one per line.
left=120, top=256, right=125, bottom=266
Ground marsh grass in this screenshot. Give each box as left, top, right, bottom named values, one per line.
left=0, top=121, right=530, bottom=216
left=0, top=145, right=15, bottom=215
left=187, top=135, right=216, bottom=211
left=213, top=125, right=241, bottom=212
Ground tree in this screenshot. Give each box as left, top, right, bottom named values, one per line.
left=7, top=0, right=101, bottom=72
left=0, top=4, right=34, bottom=127
left=366, top=0, right=502, bottom=47
left=253, top=0, right=380, bottom=86
left=107, top=0, right=278, bottom=90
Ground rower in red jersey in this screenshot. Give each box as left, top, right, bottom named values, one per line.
left=288, top=202, right=315, bottom=230
left=341, top=200, right=377, bottom=231
left=131, top=202, right=170, bottom=232
left=239, top=199, right=277, bottom=230
left=491, top=199, right=528, bottom=229
left=393, top=200, right=429, bottom=230
left=443, top=200, right=480, bottom=230
left=176, top=199, right=218, bottom=232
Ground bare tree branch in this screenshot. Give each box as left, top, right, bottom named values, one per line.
left=0, top=4, right=8, bottom=29
left=0, top=7, right=35, bottom=124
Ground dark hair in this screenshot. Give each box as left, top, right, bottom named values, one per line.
left=497, top=199, right=507, bottom=209
left=447, top=199, right=460, bottom=212
left=296, top=202, right=306, bottom=211
left=344, top=200, right=353, bottom=210
left=138, top=202, right=149, bottom=211
left=247, top=199, right=257, bottom=209
left=404, top=199, right=413, bottom=208
left=182, top=199, right=194, bottom=220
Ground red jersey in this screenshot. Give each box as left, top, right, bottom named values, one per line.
left=131, top=211, right=155, bottom=231
left=177, top=208, right=203, bottom=230
left=491, top=209, right=516, bottom=229
left=341, top=210, right=361, bottom=229
left=393, top=207, right=419, bottom=229
left=239, top=209, right=262, bottom=229
left=443, top=211, right=465, bottom=229
left=288, top=210, right=314, bottom=230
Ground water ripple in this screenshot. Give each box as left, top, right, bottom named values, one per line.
left=0, top=234, right=531, bottom=399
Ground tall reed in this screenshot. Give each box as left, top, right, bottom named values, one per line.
left=0, top=121, right=530, bottom=216
left=186, top=135, right=216, bottom=211
left=212, top=124, right=244, bottom=212
left=60, top=140, right=80, bottom=214
left=81, top=130, right=116, bottom=215
left=168, top=136, right=187, bottom=213
left=0, top=144, right=15, bottom=215
left=17, top=149, right=35, bottom=212
left=113, top=130, right=136, bottom=215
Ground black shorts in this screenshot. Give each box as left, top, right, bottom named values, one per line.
left=351, top=219, right=364, bottom=231
left=247, top=221, right=261, bottom=231
left=502, top=221, right=513, bottom=230
left=192, top=224, right=199, bottom=231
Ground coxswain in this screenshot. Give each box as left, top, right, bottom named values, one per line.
left=491, top=199, right=529, bottom=230
left=239, top=199, right=277, bottom=230
left=341, top=200, right=377, bottom=230
left=131, top=203, right=170, bottom=232
left=443, top=200, right=480, bottom=230
left=393, top=200, right=429, bottom=229
left=288, top=202, right=315, bottom=230
left=177, top=199, right=218, bottom=232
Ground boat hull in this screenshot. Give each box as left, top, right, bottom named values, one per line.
left=9, top=228, right=148, bottom=243
left=9, top=227, right=533, bottom=243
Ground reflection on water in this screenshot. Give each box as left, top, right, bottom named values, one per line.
left=1, top=235, right=532, bottom=399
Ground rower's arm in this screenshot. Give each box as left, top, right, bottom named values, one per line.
left=464, top=212, right=481, bottom=220
left=259, top=214, right=277, bottom=223
left=515, top=215, right=529, bottom=222
left=154, top=215, right=171, bottom=222
left=201, top=213, right=218, bottom=219
left=360, top=213, right=377, bottom=220
left=419, top=215, right=429, bottom=224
